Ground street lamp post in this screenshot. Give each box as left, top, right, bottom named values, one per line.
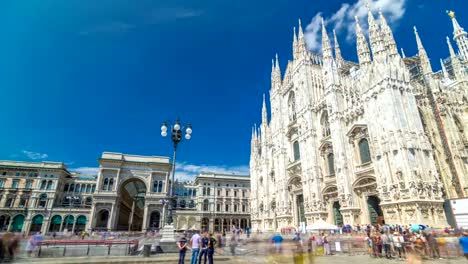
left=160, top=120, right=192, bottom=224
left=159, top=119, right=192, bottom=247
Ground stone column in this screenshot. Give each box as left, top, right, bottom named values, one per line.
left=142, top=205, right=149, bottom=231
left=108, top=203, right=117, bottom=230
left=72, top=220, right=77, bottom=233
left=59, top=220, right=64, bottom=232
left=114, top=169, right=121, bottom=192
left=87, top=206, right=96, bottom=231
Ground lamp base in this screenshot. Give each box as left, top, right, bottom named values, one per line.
left=159, top=224, right=179, bottom=253
left=159, top=224, right=176, bottom=242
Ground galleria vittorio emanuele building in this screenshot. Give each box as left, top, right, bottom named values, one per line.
left=250, top=9, right=468, bottom=231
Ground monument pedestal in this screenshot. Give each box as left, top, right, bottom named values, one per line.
left=159, top=224, right=179, bottom=253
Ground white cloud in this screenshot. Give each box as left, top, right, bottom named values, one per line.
left=305, top=0, right=407, bottom=52
left=70, top=167, right=99, bottom=175
left=175, top=162, right=249, bottom=182
left=22, top=150, right=48, bottom=160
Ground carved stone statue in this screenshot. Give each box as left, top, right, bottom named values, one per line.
left=396, top=170, right=403, bottom=182
left=390, top=184, right=400, bottom=200
left=409, top=181, right=418, bottom=197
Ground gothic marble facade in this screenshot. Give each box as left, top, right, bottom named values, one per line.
left=250, top=10, right=468, bottom=231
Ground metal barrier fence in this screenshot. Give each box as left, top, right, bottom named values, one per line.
left=37, top=239, right=138, bottom=257
left=322, top=237, right=464, bottom=259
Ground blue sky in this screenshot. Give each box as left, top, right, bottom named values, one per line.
left=1, top=0, right=467, bottom=180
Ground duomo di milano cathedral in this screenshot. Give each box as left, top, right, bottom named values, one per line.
left=249, top=9, right=468, bottom=231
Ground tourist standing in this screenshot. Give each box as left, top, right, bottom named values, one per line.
left=177, top=235, right=188, bottom=264
left=322, top=233, right=330, bottom=255
left=207, top=233, right=216, bottom=264
left=189, top=231, right=201, bottom=264
left=199, top=232, right=210, bottom=264
left=459, top=232, right=468, bottom=260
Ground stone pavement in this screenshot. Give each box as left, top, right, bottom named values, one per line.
left=10, top=254, right=467, bottom=264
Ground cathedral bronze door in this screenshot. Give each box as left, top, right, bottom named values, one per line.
left=296, top=194, right=306, bottom=225
left=333, top=201, right=343, bottom=226
left=367, top=196, right=384, bottom=225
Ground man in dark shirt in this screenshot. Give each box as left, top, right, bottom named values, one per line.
left=207, top=233, right=217, bottom=264
left=198, top=232, right=209, bottom=264
left=177, top=235, right=188, bottom=264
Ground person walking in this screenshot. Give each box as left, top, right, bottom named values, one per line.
left=189, top=231, right=201, bottom=264
left=427, top=231, right=441, bottom=259
left=229, top=235, right=237, bottom=256
left=198, top=232, right=210, bottom=264
left=392, top=232, right=405, bottom=259
left=177, top=235, right=188, bottom=264
left=458, top=232, right=468, bottom=260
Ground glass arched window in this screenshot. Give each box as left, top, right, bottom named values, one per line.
left=91, top=184, right=96, bottom=193
left=38, top=194, right=47, bottom=208
left=327, top=153, right=335, bottom=176
left=358, top=138, right=371, bottom=164
left=153, top=181, right=158, bottom=192
left=293, top=141, right=300, bottom=161
left=102, top=178, right=108, bottom=191
left=80, top=184, right=86, bottom=193
left=75, top=184, right=81, bottom=193
left=202, top=188, right=206, bottom=196
left=288, top=91, right=297, bottom=121
left=46, top=180, right=53, bottom=190
left=40, top=180, right=47, bottom=190
left=188, top=200, right=195, bottom=208
left=69, top=184, right=75, bottom=192
left=63, top=183, right=69, bottom=192
left=158, top=181, right=163, bottom=193
left=321, top=111, right=331, bottom=138
left=207, top=187, right=211, bottom=196
left=203, top=199, right=209, bottom=211
left=108, top=178, right=114, bottom=191
left=180, top=200, right=186, bottom=208
left=86, top=184, right=91, bottom=193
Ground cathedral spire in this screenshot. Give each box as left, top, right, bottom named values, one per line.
left=321, top=18, right=333, bottom=62
left=447, top=36, right=464, bottom=79
left=298, top=19, right=304, bottom=40
left=271, top=54, right=281, bottom=87
left=333, top=29, right=344, bottom=68
left=440, top=59, right=449, bottom=79
left=367, top=3, right=385, bottom=60
left=401, top=48, right=406, bottom=58
left=379, top=9, right=398, bottom=57
left=262, top=94, right=268, bottom=125
left=355, top=16, right=371, bottom=66
left=414, top=26, right=433, bottom=75
left=447, top=10, right=468, bottom=60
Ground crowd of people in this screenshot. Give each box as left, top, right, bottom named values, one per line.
left=0, top=232, right=21, bottom=262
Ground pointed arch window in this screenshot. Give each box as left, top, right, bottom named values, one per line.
left=327, top=153, right=335, bottom=176
left=293, top=141, right=301, bottom=161
left=358, top=138, right=371, bottom=164
left=288, top=91, right=297, bottom=122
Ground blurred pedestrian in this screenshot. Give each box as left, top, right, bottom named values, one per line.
left=321, top=233, right=330, bottom=256
left=392, top=232, right=405, bottom=259
left=459, top=232, right=468, bottom=260
left=177, top=234, right=188, bottom=264
left=271, top=233, right=284, bottom=254
left=229, top=235, right=237, bottom=256
left=427, top=231, right=441, bottom=259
